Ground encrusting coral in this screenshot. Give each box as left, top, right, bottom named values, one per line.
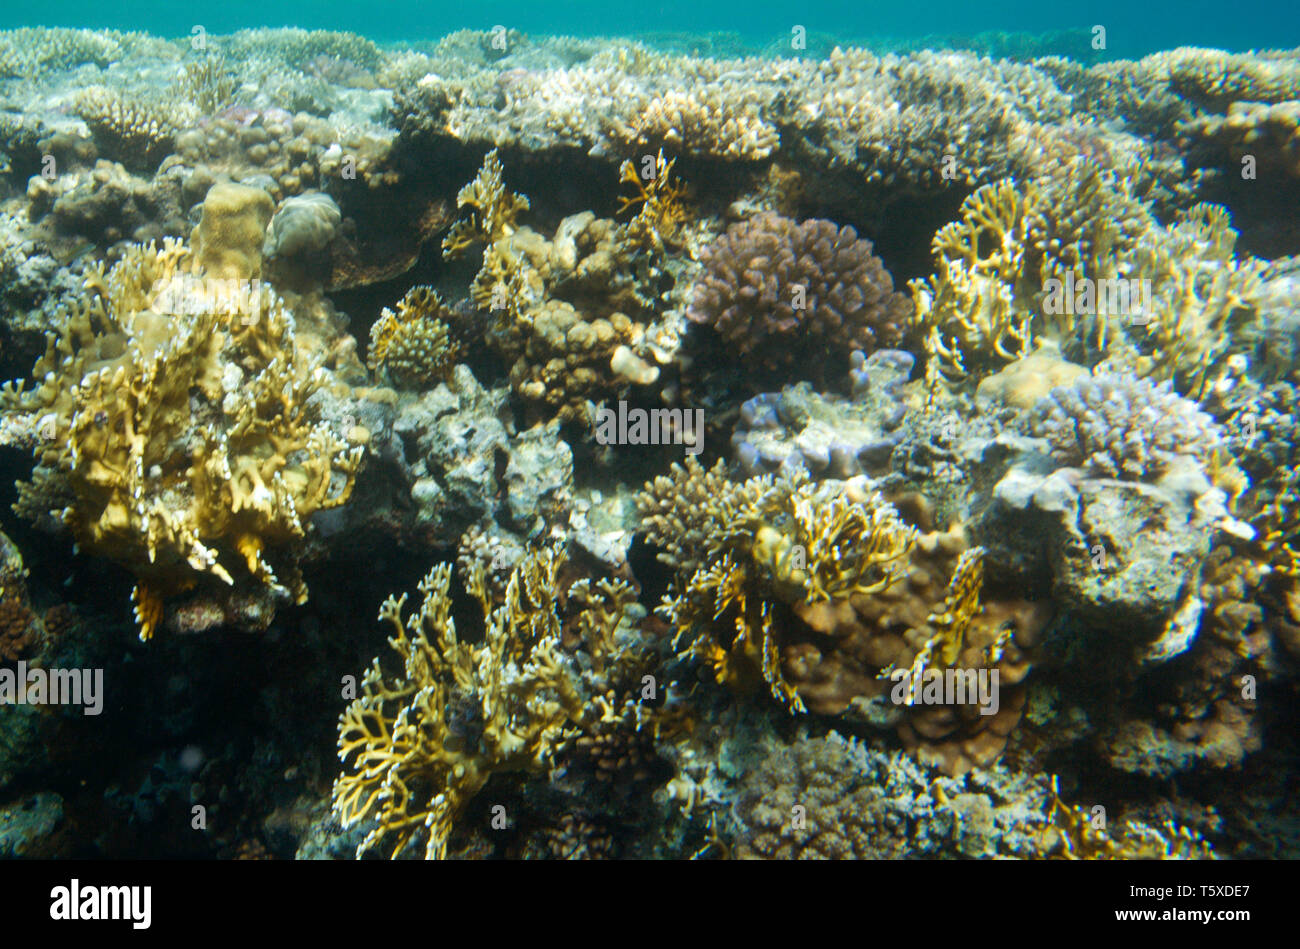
left=332, top=546, right=645, bottom=859
left=1, top=239, right=363, bottom=639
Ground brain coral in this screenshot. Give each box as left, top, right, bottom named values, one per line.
left=686, top=212, right=911, bottom=370
left=1024, top=371, right=1223, bottom=481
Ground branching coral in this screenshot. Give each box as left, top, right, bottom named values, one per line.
left=616, top=149, right=690, bottom=253
left=72, top=86, right=191, bottom=171
left=644, top=471, right=918, bottom=714
left=637, top=465, right=1041, bottom=771
left=615, top=88, right=779, bottom=161
left=441, top=149, right=530, bottom=259
left=911, top=176, right=1265, bottom=396
left=181, top=56, right=236, bottom=114
left=1123, top=204, right=1267, bottom=401
left=367, top=287, right=459, bottom=390
left=687, top=212, right=911, bottom=371
left=332, top=546, right=641, bottom=859
left=2, top=239, right=362, bottom=639
left=1038, top=777, right=1216, bottom=859
left=1024, top=371, right=1224, bottom=481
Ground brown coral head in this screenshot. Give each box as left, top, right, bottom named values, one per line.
left=687, top=212, right=911, bottom=366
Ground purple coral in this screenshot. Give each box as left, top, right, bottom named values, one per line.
left=1025, top=372, right=1223, bottom=481
left=687, top=213, right=912, bottom=366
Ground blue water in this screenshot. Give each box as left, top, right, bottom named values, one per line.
left=2, top=0, right=1298, bottom=56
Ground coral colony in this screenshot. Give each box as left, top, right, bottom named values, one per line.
left=0, top=23, right=1295, bottom=861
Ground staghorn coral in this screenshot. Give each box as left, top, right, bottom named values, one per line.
left=181, top=56, right=236, bottom=115
left=331, top=546, right=641, bottom=860
left=1024, top=371, right=1224, bottom=482
left=687, top=212, right=910, bottom=372
left=1, top=239, right=362, bottom=639
left=366, top=287, right=459, bottom=390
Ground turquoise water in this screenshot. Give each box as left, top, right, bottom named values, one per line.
left=2, top=0, right=1297, bottom=56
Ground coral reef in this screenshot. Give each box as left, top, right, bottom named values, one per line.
left=0, top=24, right=1295, bottom=864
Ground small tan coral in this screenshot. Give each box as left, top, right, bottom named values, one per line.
left=367, top=287, right=459, bottom=389
left=190, top=182, right=275, bottom=281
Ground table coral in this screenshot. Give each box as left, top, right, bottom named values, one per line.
left=1, top=239, right=362, bottom=639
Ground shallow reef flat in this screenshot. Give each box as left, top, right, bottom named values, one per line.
left=0, top=25, right=1297, bottom=860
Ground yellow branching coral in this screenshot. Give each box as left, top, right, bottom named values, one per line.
left=911, top=173, right=1264, bottom=397
left=441, top=148, right=530, bottom=259
left=884, top=547, right=985, bottom=707
left=332, top=547, right=638, bottom=859
left=1039, top=776, right=1216, bottom=859
left=909, top=179, right=1039, bottom=384
left=648, top=473, right=917, bottom=714
left=367, top=286, right=460, bottom=389
left=1122, top=203, right=1266, bottom=401
left=2, top=239, right=363, bottom=639
left=616, top=149, right=690, bottom=252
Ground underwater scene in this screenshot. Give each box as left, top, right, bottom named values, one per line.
left=0, top=1, right=1298, bottom=871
